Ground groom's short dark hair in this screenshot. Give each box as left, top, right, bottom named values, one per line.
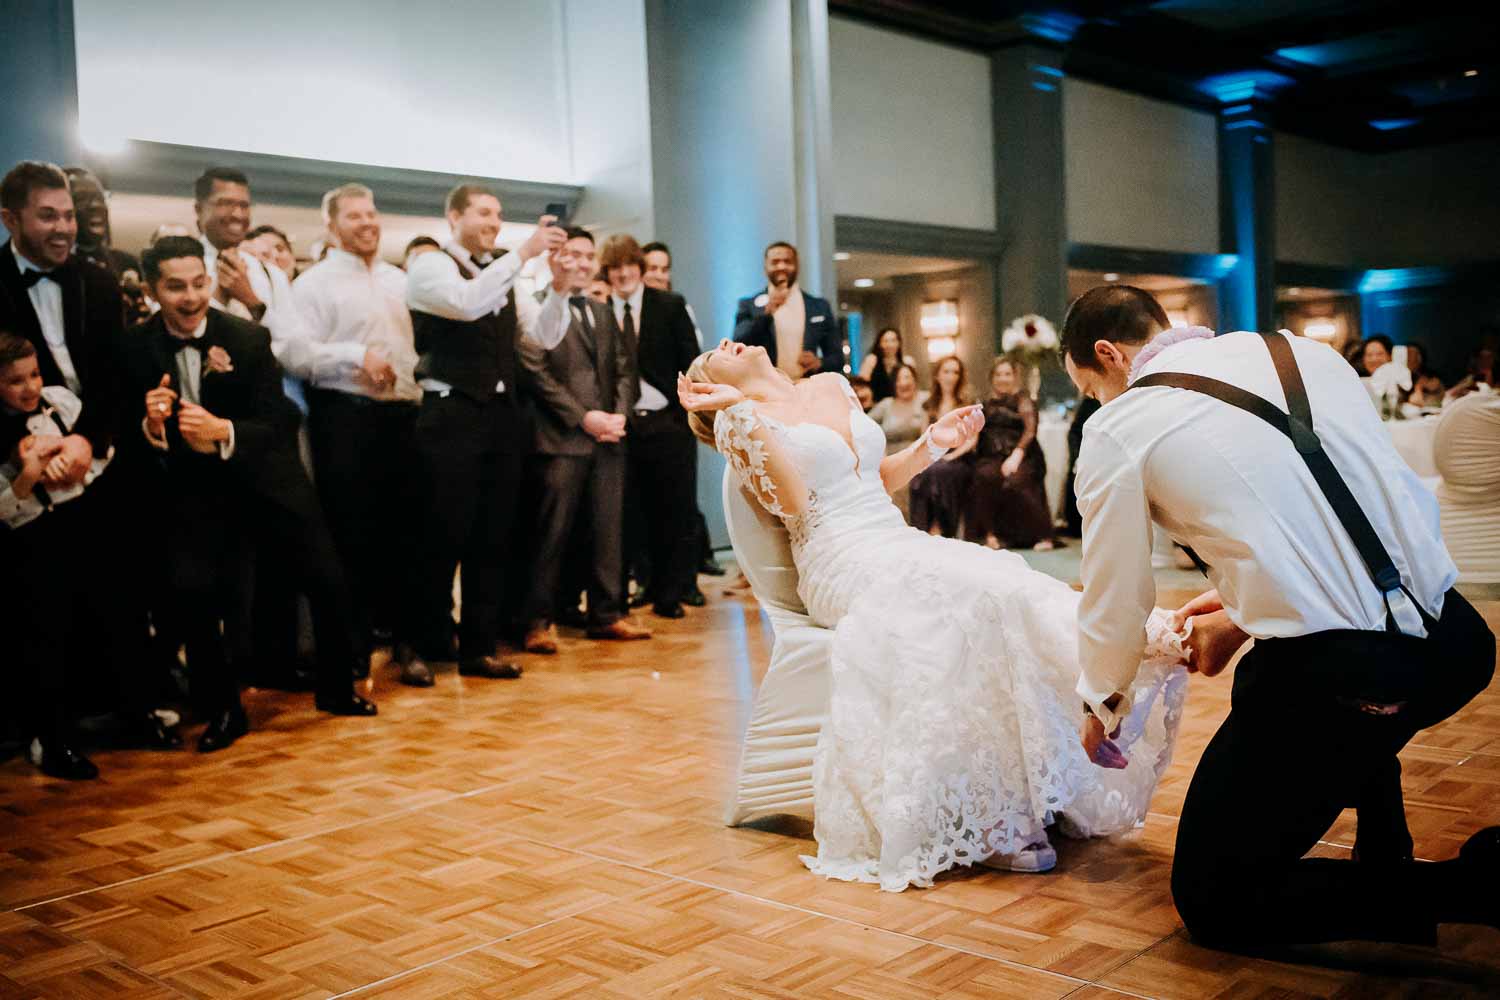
left=1060, top=285, right=1169, bottom=370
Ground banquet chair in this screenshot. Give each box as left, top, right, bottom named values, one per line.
left=721, top=468, right=834, bottom=826
left=1433, top=389, right=1500, bottom=584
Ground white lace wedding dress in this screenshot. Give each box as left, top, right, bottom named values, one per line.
left=718, top=380, right=1189, bottom=891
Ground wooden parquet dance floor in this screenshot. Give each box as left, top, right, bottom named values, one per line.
left=3, top=575, right=1499, bottom=999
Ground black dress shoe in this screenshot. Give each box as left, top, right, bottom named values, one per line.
left=35, top=741, right=99, bottom=780
left=459, top=656, right=523, bottom=679
left=197, top=707, right=249, bottom=753
left=699, top=559, right=727, bottom=577
left=395, top=643, right=435, bottom=687
left=683, top=587, right=707, bottom=607
left=315, top=692, right=378, bottom=716
left=653, top=603, right=686, bottom=619
left=122, top=712, right=183, bottom=750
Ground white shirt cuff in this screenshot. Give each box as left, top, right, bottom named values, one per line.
left=218, top=421, right=236, bottom=460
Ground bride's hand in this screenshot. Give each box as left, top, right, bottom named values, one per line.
left=677, top=373, right=744, bottom=412
left=929, top=403, right=984, bottom=451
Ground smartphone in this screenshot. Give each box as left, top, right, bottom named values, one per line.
left=543, top=201, right=569, bottom=227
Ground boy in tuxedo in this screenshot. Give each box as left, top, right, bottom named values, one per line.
left=117, top=237, right=375, bottom=752
left=0, top=332, right=108, bottom=778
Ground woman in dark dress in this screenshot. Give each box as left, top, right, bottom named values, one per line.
left=909, top=355, right=976, bottom=536
left=966, top=357, right=1054, bottom=550
left=858, top=327, right=916, bottom=404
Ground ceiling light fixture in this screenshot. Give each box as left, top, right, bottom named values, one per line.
left=852, top=277, right=874, bottom=288
left=1465, top=69, right=1479, bottom=78
left=1103, top=273, right=1120, bottom=282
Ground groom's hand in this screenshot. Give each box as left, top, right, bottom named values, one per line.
left=1080, top=714, right=1128, bottom=769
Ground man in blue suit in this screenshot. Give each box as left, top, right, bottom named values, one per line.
left=732, top=241, right=842, bottom=378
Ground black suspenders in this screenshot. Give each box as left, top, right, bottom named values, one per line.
left=1131, top=332, right=1436, bottom=635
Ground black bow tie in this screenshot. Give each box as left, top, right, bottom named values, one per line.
left=470, top=256, right=491, bottom=273
left=21, top=269, right=56, bottom=289
left=169, top=334, right=203, bottom=352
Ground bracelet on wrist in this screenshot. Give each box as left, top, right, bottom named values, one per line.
left=924, top=430, right=949, bottom=462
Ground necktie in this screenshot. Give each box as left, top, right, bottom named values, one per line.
left=622, top=301, right=635, bottom=346
left=569, top=295, right=592, bottom=331
left=21, top=269, right=56, bottom=289
left=471, top=255, right=491, bottom=274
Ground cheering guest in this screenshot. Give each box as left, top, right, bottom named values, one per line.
left=404, top=184, right=568, bottom=682
left=967, top=357, right=1053, bottom=551
left=1, top=161, right=179, bottom=750
left=119, top=238, right=376, bottom=751
left=293, top=184, right=423, bottom=665
left=63, top=166, right=139, bottom=282
left=602, top=234, right=701, bottom=618
left=858, top=327, right=915, bottom=403
left=244, top=224, right=297, bottom=282
left=733, top=241, right=842, bottom=378
left=1361, top=335, right=1394, bottom=377
left=638, top=239, right=719, bottom=587
left=909, top=356, right=976, bottom=537
left=519, top=227, right=649, bottom=653
left=0, top=333, right=109, bottom=778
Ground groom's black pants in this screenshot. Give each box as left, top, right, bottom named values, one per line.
left=1171, top=588, right=1494, bottom=950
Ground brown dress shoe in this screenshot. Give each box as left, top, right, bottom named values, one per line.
left=524, top=624, right=559, bottom=655
left=459, top=656, right=523, bottom=679
left=587, top=618, right=653, bottom=641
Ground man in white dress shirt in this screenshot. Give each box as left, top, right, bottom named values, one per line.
left=1065, top=285, right=1497, bottom=952
left=402, top=183, right=568, bottom=683
left=292, top=183, right=423, bottom=671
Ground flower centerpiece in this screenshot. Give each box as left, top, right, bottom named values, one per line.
left=1000, top=314, right=1059, bottom=399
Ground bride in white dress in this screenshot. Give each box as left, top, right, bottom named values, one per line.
left=680, top=340, right=1197, bottom=892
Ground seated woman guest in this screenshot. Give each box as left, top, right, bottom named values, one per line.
left=1361, top=335, right=1394, bottom=376
left=909, top=355, right=975, bottom=537
left=866, top=364, right=928, bottom=520
left=1447, top=346, right=1496, bottom=401
left=858, top=327, right=915, bottom=403
left=967, top=357, right=1053, bottom=551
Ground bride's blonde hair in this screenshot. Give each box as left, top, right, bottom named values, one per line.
left=684, top=349, right=718, bottom=448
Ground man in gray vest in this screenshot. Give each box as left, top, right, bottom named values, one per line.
left=402, top=184, right=567, bottom=685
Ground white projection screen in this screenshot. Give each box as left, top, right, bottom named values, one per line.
left=73, top=0, right=575, bottom=182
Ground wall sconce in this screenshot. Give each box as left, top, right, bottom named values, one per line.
left=1303, top=320, right=1337, bottom=342
left=920, top=299, right=959, bottom=361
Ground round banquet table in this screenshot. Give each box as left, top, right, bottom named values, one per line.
left=1385, top=414, right=1441, bottom=479
left=1038, top=415, right=1070, bottom=520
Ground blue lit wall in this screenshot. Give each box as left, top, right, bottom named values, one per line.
left=0, top=1, right=80, bottom=171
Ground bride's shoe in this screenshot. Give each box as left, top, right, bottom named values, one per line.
left=981, top=839, right=1057, bottom=873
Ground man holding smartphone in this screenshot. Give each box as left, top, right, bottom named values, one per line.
left=732, top=241, right=841, bottom=379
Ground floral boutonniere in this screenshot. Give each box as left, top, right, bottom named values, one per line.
left=205, top=345, right=235, bottom=375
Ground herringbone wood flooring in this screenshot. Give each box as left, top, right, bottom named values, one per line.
left=2, top=577, right=1498, bottom=999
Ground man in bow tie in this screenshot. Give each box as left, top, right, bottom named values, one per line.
left=1, top=160, right=185, bottom=753
left=117, top=237, right=377, bottom=753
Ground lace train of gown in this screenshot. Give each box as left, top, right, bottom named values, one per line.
left=717, top=379, right=1189, bottom=892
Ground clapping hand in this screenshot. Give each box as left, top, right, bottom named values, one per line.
left=765, top=281, right=791, bottom=314
left=145, top=374, right=177, bottom=439
left=216, top=248, right=261, bottom=310
left=928, top=403, right=984, bottom=451
left=1080, top=714, right=1128, bottom=769
left=677, top=372, right=745, bottom=412
left=177, top=401, right=231, bottom=455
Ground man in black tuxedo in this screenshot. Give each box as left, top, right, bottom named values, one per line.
left=599, top=234, right=701, bottom=619
left=518, top=228, right=650, bottom=654
left=116, top=237, right=375, bottom=751
left=0, top=160, right=181, bottom=749
left=733, top=241, right=842, bottom=378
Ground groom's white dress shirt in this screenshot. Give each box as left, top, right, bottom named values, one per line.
left=1075, top=330, right=1457, bottom=730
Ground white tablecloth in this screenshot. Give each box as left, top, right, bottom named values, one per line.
left=1039, top=417, right=1069, bottom=518
left=1385, top=415, right=1440, bottom=479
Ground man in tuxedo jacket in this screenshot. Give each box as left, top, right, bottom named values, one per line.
left=733, top=241, right=842, bottom=379
left=518, top=228, right=650, bottom=653
left=116, top=238, right=376, bottom=752
left=0, top=160, right=184, bottom=749
left=600, top=234, right=702, bottom=618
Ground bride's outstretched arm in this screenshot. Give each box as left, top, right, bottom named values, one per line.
left=878, top=404, right=983, bottom=496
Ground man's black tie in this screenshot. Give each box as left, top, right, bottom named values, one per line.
left=569, top=295, right=593, bottom=332
left=622, top=301, right=636, bottom=346
left=21, top=270, right=56, bottom=289
left=471, top=255, right=491, bottom=273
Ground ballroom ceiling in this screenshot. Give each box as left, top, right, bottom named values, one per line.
left=829, top=0, right=1498, bottom=150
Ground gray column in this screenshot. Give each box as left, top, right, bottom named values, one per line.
left=0, top=0, right=81, bottom=170
left=1217, top=101, right=1276, bottom=333
left=990, top=43, right=1068, bottom=395
left=644, top=0, right=835, bottom=545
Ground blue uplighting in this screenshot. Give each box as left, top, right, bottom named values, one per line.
left=1032, top=81, right=1058, bottom=92
left=1020, top=11, right=1084, bottom=43
left=1221, top=103, right=1253, bottom=116
left=1212, top=254, right=1240, bottom=277
left=1368, top=118, right=1421, bottom=132
left=1358, top=267, right=1449, bottom=293
left=1031, top=63, right=1064, bottom=78
left=1199, top=70, right=1294, bottom=105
